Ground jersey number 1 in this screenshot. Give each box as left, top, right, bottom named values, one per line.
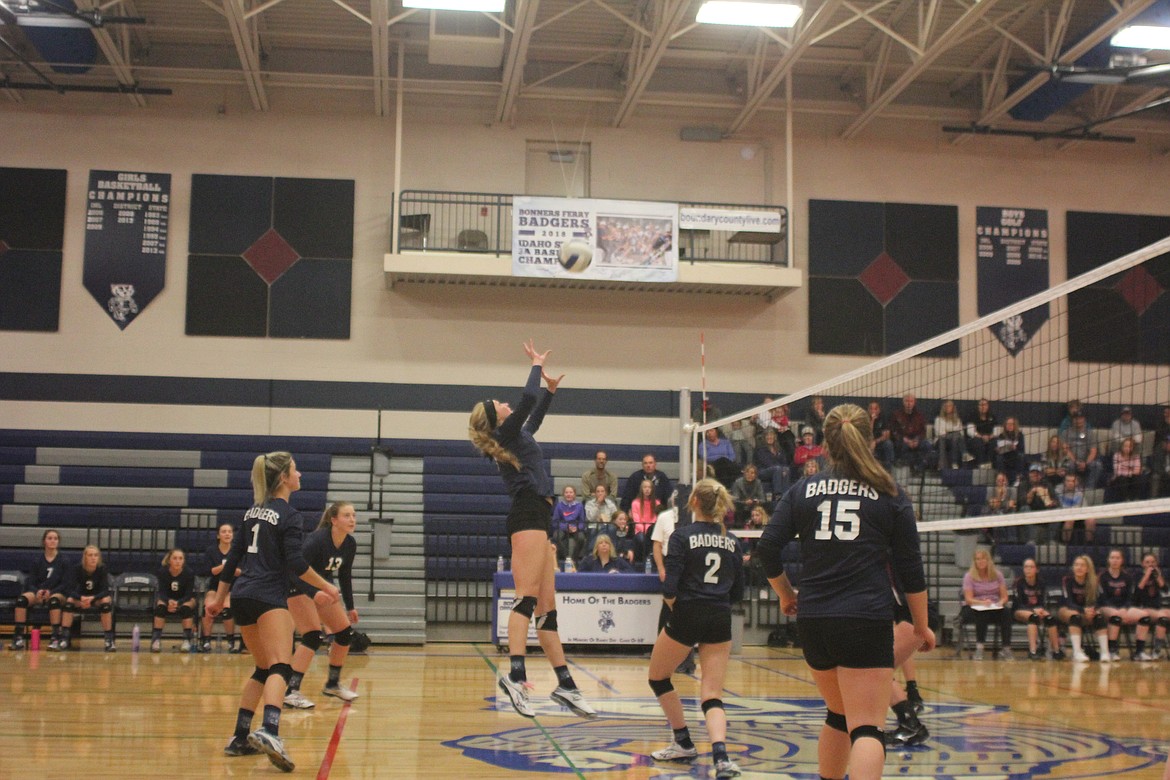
left=247, top=523, right=261, bottom=553
left=814, top=500, right=861, bottom=541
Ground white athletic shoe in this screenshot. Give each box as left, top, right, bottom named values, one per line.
left=1135, top=651, right=1155, bottom=661
left=1072, top=650, right=1090, bottom=663
left=651, top=742, right=699, bottom=762
left=179, top=640, right=191, bottom=653
left=322, top=684, right=359, bottom=702
left=999, top=647, right=1013, bottom=661
left=247, top=727, right=294, bottom=773
left=972, top=648, right=984, bottom=661
left=1109, top=652, right=1121, bottom=662
left=282, top=690, right=315, bottom=710
left=714, top=758, right=742, bottom=778
left=149, top=639, right=161, bottom=653
left=550, top=686, right=597, bottom=719
left=498, top=673, right=535, bottom=718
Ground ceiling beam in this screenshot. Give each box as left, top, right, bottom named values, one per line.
left=612, top=0, right=692, bottom=127
left=223, top=0, right=268, bottom=111
left=75, top=0, right=145, bottom=106
left=973, top=0, right=1159, bottom=127
left=948, top=0, right=1046, bottom=95
left=497, top=0, right=541, bottom=125
left=726, top=0, right=846, bottom=136
left=841, top=0, right=1002, bottom=139
left=371, top=0, right=390, bottom=116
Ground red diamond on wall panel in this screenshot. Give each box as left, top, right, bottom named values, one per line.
left=859, top=252, right=910, bottom=306
left=1116, top=265, right=1165, bottom=317
left=242, top=228, right=300, bottom=284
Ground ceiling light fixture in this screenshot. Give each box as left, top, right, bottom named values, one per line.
left=1111, top=25, right=1170, bottom=50
left=696, top=1, right=802, bottom=28
left=402, top=0, right=505, bottom=12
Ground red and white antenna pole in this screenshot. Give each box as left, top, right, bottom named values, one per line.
left=700, top=331, right=707, bottom=425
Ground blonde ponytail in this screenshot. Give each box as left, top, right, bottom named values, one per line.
left=252, top=451, right=293, bottom=505
left=1077, top=555, right=1099, bottom=606
left=689, top=478, right=734, bottom=535
left=822, top=403, right=897, bottom=496
left=468, top=402, right=521, bottom=470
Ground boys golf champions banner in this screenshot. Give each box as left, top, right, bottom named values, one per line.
left=976, top=206, right=1049, bottom=356
left=83, top=170, right=170, bottom=330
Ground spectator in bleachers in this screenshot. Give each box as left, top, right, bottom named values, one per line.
left=151, top=548, right=197, bottom=653
left=620, top=453, right=674, bottom=512
left=994, top=416, right=1027, bottom=484
left=791, top=427, right=824, bottom=479
left=1056, top=474, right=1094, bottom=544
left=1154, top=405, right=1170, bottom=449
left=1041, top=435, right=1072, bottom=489
left=1012, top=558, right=1061, bottom=660
left=964, top=398, right=1000, bottom=467
left=1107, top=406, right=1143, bottom=454
left=60, top=544, right=114, bottom=652
left=727, top=417, right=755, bottom=466
left=801, top=459, right=820, bottom=477
left=803, top=395, right=827, bottom=444
left=1098, top=549, right=1144, bottom=662
left=1058, top=399, right=1083, bottom=436
left=1151, top=433, right=1170, bottom=499
left=960, top=548, right=1013, bottom=660
left=201, top=522, right=240, bottom=654
left=1134, top=553, right=1170, bottom=660
left=580, top=450, right=618, bottom=500
left=1108, top=437, right=1146, bottom=502
left=609, top=511, right=638, bottom=564
left=9, top=528, right=69, bottom=651
left=577, top=534, right=633, bottom=574
left=552, top=485, right=587, bottom=563
left=583, top=483, right=618, bottom=531
left=756, top=402, right=796, bottom=462
left=891, top=392, right=935, bottom=473
left=1061, top=412, right=1103, bottom=489
left=702, top=427, right=740, bottom=488
left=934, top=399, right=965, bottom=470
left=730, top=464, right=767, bottom=528
left=753, top=428, right=790, bottom=498
left=630, top=479, right=662, bottom=542
left=1017, top=464, right=1056, bottom=543
left=1058, top=554, right=1109, bottom=663
left=867, top=400, right=895, bottom=471
left=986, top=471, right=1016, bottom=515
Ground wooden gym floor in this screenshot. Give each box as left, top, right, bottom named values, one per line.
left=2, top=641, right=1169, bottom=778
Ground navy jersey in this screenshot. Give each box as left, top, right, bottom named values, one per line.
left=300, top=528, right=357, bottom=611
left=222, top=498, right=311, bottom=607
left=1061, top=575, right=1095, bottom=609
left=1133, top=568, right=1165, bottom=608
left=29, top=553, right=70, bottom=593
left=664, top=522, right=744, bottom=607
left=757, top=470, right=925, bottom=621
left=1098, top=569, right=1134, bottom=608
left=204, top=542, right=233, bottom=591
left=1013, top=575, right=1047, bottom=611
left=157, top=566, right=196, bottom=602
left=493, top=365, right=554, bottom=499
left=68, top=564, right=110, bottom=600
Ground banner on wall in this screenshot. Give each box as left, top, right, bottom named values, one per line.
left=493, top=587, right=660, bottom=645
left=678, top=206, right=783, bottom=233
left=976, top=206, right=1049, bottom=356
left=512, top=196, right=678, bottom=282
left=83, top=170, right=170, bottom=330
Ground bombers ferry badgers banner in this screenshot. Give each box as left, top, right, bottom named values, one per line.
left=512, top=196, right=678, bottom=282
left=83, top=170, right=171, bottom=330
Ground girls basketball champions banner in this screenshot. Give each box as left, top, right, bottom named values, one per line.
left=976, top=206, right=1049, bottom=355
left=512, top=196, right=678, bottom=282
left=83, top=170, right=170, bottom=330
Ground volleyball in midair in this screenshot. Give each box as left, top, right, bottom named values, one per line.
left=558, top=239, right=593, bottom=273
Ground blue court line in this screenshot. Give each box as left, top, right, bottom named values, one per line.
left=566, top=657, right=623, bottom=694
left=473, top=645, right=587, bottom=780
left=734, top=655, right=822, bottom=686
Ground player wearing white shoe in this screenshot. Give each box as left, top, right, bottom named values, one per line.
left=647, top=478, right=745, bottom=779
left=469, top=341, right=595, bottom=720
left=60, top=545, right=115, bottom=652
left=1098, top=549, right=1144, bottom=661
left=1133, top=554, right=1170, bottom=660
left=206, top=451, right=340, bottom=772
left=151, top=549, right=197, bottom=653
left=1057, top=555, right=1108, bottom=662
left=10, top=529, right=69, bottom=651
left=201, top=524, right=240, bottom=653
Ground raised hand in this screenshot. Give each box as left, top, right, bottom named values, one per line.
left=523, top=339, right=551, bottom=366
left=542, top=369, right=565, bottom=393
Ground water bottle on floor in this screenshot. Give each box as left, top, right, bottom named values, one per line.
left=29, top=628, right=40, bottom=652
left=645, top=557, right=653, bottom=574
left=497, top=555, right=505, bottom=572
left=564, top=557, right=575, bottom=573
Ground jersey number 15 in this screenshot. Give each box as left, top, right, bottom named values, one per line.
left=814, top=500, right=861, bottom=541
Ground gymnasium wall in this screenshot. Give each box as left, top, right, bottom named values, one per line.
left=1, top=105, right=1169, bottom=447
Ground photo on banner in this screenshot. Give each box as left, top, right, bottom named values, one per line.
left=976, top=206, right=1049, bottom=356
left=512, top=196, right=678, bottom=282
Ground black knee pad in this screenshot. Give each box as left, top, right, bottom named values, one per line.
left=64, top=602, right=80, bottom=614
left=15, top=595, right=29, bottom=609
left=825, top=709, right=848, bottom=733
left=333, top=626, right=355, bottom=647
left=1138, top=615, right=1152, bottom=626
left=300, top=630, right=324, bottom=652
left=1092, top=614, right=1107, bottom=631
left=850, top=725, right=886, bottom=753
left=1043, top=615, right=1058, bottom=627
left=1158, top=617, right=1170, bottom=630
left=178, top=604, right=195, bottom=620
left=153, top=603, right=168, bottom=619
left=220, top=607, right=233, bottom=621
left=701, top=698, right=724, bottom=715
left=268, top=662, right=293, bottom=684
left=48, top=596, right=64, bottom=610
left=1108, top=615, right=1123, bottom=626
left=1028, top=613, right=1042, bottom=625
left=512, top=596, right=537, bottom=619
left=251, top=667, right=271, bottom=684
left=1068, top=613, right=1084, bottom=627
left=535, top=609, right=558, bottom=632
left=99, top=602, right=112, bottom=614
left=648, top=677, right=674, bottom=697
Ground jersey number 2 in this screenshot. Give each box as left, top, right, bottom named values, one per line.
left=814, top=500, right=861, bottom=541
left=247, top=523, right=261, bottom=553
left=703, top=552, right=721, bottom=584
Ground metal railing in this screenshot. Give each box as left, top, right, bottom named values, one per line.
left=395, top=190, right=789, bottom=266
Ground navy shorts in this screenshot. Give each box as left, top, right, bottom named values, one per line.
left=799, top=617, right=894, bottom=671
left=507, top=490, right=553, bottom=537
left=664, top=602, right=732, bottom=646
left=231, top=597, right=283, bottom=627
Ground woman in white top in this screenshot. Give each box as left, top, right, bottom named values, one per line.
left=934, top=399, right=965, bottom=470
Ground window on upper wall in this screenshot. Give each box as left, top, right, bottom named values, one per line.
left=525, top=140, right=591, bottom=198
